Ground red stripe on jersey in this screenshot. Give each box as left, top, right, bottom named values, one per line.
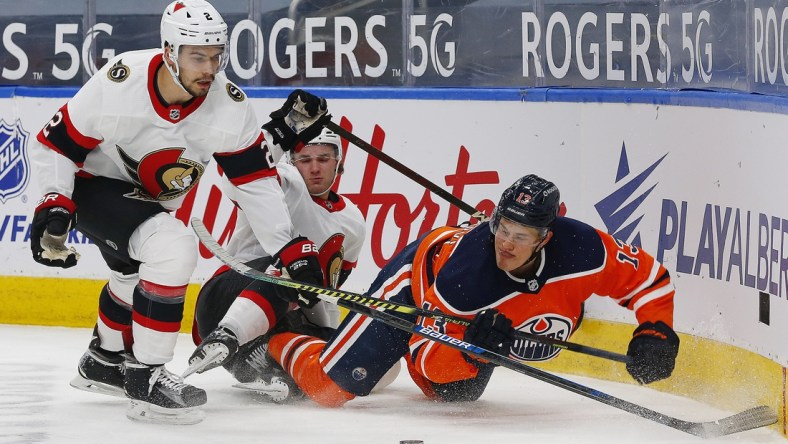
left=213, top=134, right=280, bottom=186
left=132, top=311, right=182, bottom=333
left=191, top=317, right=202, bottom=345
left=210, top=265, right=231, bottom=279
left=139, top=280, right=187, bottom=297
left=341, top=260, right=356, bottom=271
left=237, top=289, right=278, bottom=326
left=34, top=193, right=76, bottom=213
left=62, top=107, right=102, bottom=148
left=37, top=104, right=101, bottom=166
left=146, top=55, right=206, bottom=123
left=311, top=195, right=347, bottom=212
left=226, top=168, right=279, bottom=186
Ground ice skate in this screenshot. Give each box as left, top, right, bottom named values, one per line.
left=229, top=337, right=303, bottom=403
left=224, top=335, right=271, bottom=383
left=182, top=326, right=239, bottom=378
left=69, top=337, right=126, bottom=398
left=124, top=358, right=207, bottom=425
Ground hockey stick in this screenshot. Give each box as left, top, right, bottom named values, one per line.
left=191, top=219, right=776, bottom=438
left=325, top=121, right=486, bottom=221
left=336, top=298, right=776, bottom=438
left=191, top=218, right=629, bottom=364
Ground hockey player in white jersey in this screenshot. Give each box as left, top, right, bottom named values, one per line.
left=28, top=0, right=330, bottom=425
left=185, top=127, right=366, bottom=401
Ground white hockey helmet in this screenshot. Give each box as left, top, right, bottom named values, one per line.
left=303, top=127, right=343, bottom=163
left=161, top=1, right=229, bottom=87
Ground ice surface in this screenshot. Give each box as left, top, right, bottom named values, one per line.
left=0, top=324, right=782, bottom=444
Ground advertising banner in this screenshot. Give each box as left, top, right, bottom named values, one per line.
left=0, top=87, right=786, bottom=366
left=2, top=0, right=788, bottom=95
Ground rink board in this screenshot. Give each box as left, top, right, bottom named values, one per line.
left=0, top=87, right=787, bottom=436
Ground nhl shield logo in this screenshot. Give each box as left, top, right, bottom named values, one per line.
left=0, top=120, right=30, bottom=203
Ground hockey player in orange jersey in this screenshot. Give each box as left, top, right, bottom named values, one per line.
left=267, top=174, right=680, bottom=406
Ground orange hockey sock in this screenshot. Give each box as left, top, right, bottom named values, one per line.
left=268, top=332, right=356, bottom=407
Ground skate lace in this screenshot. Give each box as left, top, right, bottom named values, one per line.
left=245, top=344, right=270, bottom=374
left=148, top=366, right=189, bottom=395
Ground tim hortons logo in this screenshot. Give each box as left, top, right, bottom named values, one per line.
left=175, top=117, right=511, bottom=265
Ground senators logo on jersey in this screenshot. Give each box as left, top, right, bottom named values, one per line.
left=318, top=233, right=346, bottom=288
left=118, top=145, right=204, bottom=201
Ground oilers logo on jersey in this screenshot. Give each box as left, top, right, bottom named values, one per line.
left=118, top=145, right=204, bottom=201
left=509, top=314, right=572, bottom=361
left=0, top=120, right=30, bottom=203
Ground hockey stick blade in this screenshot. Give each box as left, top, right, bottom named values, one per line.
left=192, top=218, right=777, bottom=437
left=687, top=405, right=778, bottom=439
left=348, top=307, right=776, bottom=438
left=190, top=218, right=628, bottom=364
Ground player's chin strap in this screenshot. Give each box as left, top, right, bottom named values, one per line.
left=162, top=51, right=191, bottom=96
left=308, top=160, right=340, bottom=198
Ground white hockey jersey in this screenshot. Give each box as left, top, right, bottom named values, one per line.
left=224, top=162, right=366, bottom=285
left=32, top=48, right=294, bottom=255
left=222, top=162, right=366, bottom=328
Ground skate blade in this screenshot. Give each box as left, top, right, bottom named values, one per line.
left=69, top=374, right=126, bottom=398
left=182, top=347, right=226, bottom=379
left=126, top=400, right=205, bottom=425
left=233, top=379, right=291, bottom=403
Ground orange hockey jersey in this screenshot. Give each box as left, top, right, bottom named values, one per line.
left=395, top=217, right=674, bottom=384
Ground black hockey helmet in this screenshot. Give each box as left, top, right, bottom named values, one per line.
left=490, top=174, right=560, bottom=235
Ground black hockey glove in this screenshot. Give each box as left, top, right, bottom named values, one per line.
left=626, top=321, right=680, bottom=384
left=463, top=309, right=516, bottom=360
left=262, top=89, right=331, bottom=152
left=30, top=193, right=80, bottom=268
left=273, top=236, right=324, bottom=309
